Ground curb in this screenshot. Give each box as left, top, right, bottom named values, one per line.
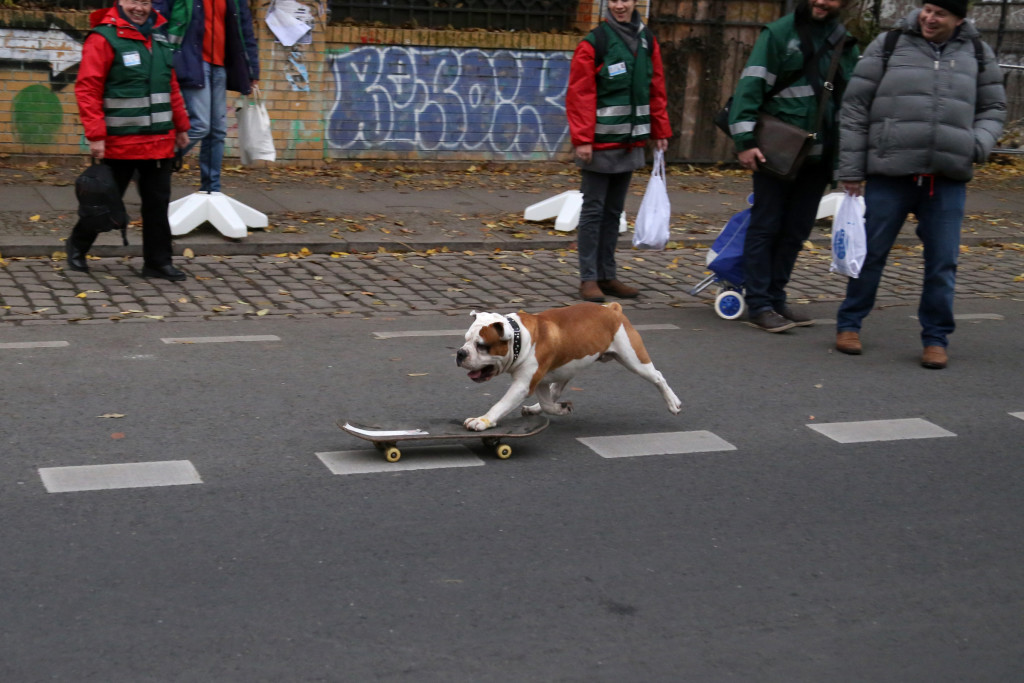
left=0, top=232, right=1012, bottom=259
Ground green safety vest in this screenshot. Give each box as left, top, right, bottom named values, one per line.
left=93, top=25, right=175, bottom=136
left=586, top=23, right=654, bottom=144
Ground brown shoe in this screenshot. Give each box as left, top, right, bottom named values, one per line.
left=579, top=281, right=605, bottom=303
left=598, top=279, right=639, bottom=298
left=836, top=331, right=862, bottom=355
left=921, top=345, right=948, bottom=369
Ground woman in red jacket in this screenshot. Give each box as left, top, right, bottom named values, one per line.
left=68, top=0, right=191, bottom=280
left=566, top=0, right=671, bottom=302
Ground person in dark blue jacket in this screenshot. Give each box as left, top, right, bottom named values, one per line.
left=154, top=0, right=260, bottom=193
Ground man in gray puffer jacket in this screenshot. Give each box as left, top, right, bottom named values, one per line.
left=834, top=0, right=1005, bottom=369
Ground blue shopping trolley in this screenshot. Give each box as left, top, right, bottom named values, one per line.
left=688, top=195, right=751, bottom=320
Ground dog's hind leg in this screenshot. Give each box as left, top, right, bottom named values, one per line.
left=610, top=327, right=682, bottom=414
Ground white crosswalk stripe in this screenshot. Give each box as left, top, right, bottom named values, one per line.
left=39, top=460, right=202, bottom=493
left=161, top=335, right=281, bottom=344
left=0, top=341, right=69, bottom=349
left=316, top=446, right=484, bottom=475
left=807, top=418, right=956, bottom=444
left=578, top=430, right=736, bottom=458
left=373, top=324, right=678, bottom=339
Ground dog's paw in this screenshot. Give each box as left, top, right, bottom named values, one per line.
left=521, top=403, right=542, bottom=416
left=667, top=397, right=682, bottom=415
left=544, top=401, right=573, bottom=416
left=464, top=417, right=493, bottom=431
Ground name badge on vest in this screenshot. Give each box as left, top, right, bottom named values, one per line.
left=123, top=51, right=142, bottom=67
left=608, top=62, right=627, bottom=77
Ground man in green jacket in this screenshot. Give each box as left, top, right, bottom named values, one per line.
left=727, top=0, right=858, bottom=332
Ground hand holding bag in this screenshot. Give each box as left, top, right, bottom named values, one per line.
left=74, top=159, right=130, bottom=245
left=632, top=150, right=671, bottom=250
left=236, top=86, right=276, bottom=165
left=830, top=192, right=867, bottom=278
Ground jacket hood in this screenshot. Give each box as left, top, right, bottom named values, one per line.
left=89, top=4, right=168, bottom=30
left=899, top=8, right=980, bottom=40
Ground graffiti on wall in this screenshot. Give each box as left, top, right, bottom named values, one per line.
left=327, top=46, right=571, bottom=158
left=0, top=24, right=82, bottom=144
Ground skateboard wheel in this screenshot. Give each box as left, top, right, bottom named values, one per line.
left=496, top=444, right=512, bottom=459
left=384, top=447, right=401, bottom=462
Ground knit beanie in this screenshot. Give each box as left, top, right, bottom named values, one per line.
left=924, top=0, right=968, bottom=17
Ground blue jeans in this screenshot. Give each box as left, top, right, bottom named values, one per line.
left=182, top=62, right=227, bottom=192
left=744, top=161, right=831, bottom=315
left=578, top=169, right=632, bottom=282
left=836, top=175, right=966, bottom=348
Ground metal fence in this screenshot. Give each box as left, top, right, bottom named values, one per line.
left=326, top=0, right=580, bottom=31
left=24, top=0, right=580, bottom=31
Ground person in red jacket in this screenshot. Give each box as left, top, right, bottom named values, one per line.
left=566, top=0, right=671, bottom=302
left=68, top=0, right=191, bottom=281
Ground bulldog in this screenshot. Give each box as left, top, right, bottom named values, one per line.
left=456, top=302, right=682, bottom=431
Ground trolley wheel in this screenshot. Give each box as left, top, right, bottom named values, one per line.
left=384, top=446, right=402, bottom=463
left=714, top=289, right=746, bottom=320
left=496, top=444, right=512, bottom=459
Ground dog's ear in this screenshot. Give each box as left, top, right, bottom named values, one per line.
left=489, top=320, right=509, bottom=340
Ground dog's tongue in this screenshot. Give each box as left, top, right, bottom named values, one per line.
left=467, top=369, right=484, bottom=380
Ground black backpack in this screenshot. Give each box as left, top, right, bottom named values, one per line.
left=75, top=160, right=129, bottom=245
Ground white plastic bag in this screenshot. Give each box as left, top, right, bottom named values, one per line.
left=236, top=86, right=276, bottom=165
left=632, top=150, right=671, bottom=250
left=830, top=192, right=867, bottom=278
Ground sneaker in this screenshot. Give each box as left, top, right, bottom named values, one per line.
left=598, top=279, right=639, bottom=299
left=579, top=281, right=605, bottom=303
left=775, top=305, right=814, bottom=327
left=921, top=345, right=948, bottom=369
left=748, top=310, right=797, bottom=333
left=836, top=331, right=862, bottom=355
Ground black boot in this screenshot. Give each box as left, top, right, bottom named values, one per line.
left=142, top=263, right=187, bottom=282
left=66, top=240, right=90, bottom=272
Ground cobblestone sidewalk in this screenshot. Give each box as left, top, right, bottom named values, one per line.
left=2, top=243, right=1021, bottom=326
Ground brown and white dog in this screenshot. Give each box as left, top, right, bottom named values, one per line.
left=455, top=302, right=682, bottom=431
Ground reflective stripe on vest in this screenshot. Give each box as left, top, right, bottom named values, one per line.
left=587, top=23, right=654, bottom=144
left=93, top=24, right=175, bottom=136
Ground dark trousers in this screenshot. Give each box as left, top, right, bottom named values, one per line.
left=578, top=169, right=633, bottom=282
left=743, top=160, right=830, bottom=314
left=70, top=158, right=175, bottom=268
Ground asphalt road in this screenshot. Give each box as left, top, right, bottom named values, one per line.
left=1, top=300, right=1022, bottom=682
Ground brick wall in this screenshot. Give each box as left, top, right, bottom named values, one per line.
left=0, top=8, right=587, bottom=165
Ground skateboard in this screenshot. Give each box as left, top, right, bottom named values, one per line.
left=338, top=415, right=550, bottom=462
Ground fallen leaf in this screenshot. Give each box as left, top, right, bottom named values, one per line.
left=182, top=248, right=195, bottom=259
left=407, top=373, right=429, bottom=377
left=98, top=413, right=125, bottom=419
left=111, top=432, right=125, bottom=439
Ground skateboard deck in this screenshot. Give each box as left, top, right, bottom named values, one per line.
left=339, top=415, right=549, bottom=462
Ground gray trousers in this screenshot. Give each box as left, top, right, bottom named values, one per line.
left=578, top=169, right=633, bottom=282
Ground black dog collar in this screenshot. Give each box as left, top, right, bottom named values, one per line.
left=505, top=316, right=522, bottom=363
